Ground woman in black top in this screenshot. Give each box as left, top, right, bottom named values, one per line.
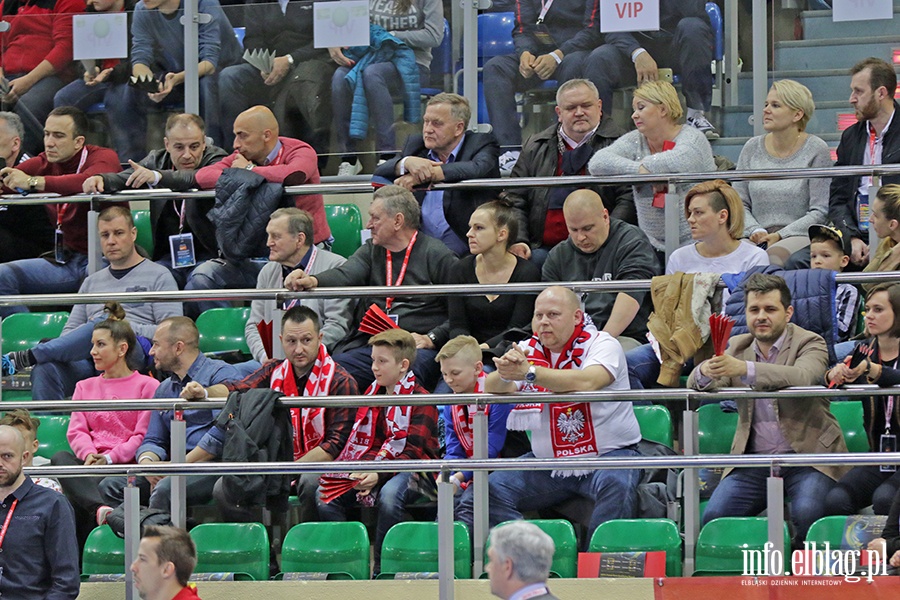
left=825, top=282, right=900, bottom=515
left=448, top=199, right=541, bottom=348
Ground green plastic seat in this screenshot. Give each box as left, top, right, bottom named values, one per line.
left=191, top=522, right=270, bottom=581
left=830, top=401, right=869, bottom=453
left=381, top=521, right=471, bottom=579
left=83, top=525, right=127, bottom=575
left=325, top=203, right=363, bottom=259
left=633, top=405, right=674, bottom=447
left=589, top=518, right=683, bottom=577
left=694, top=517, right=790, bottom=576
left=1, top=311, right=69, bottom=353
left=132, top=209, right=154, bottom=257
left=35, top=415, right=71, bottom=459
left=697, top=404, right=739, bottom=454
left=196, top=308, right=251, bottom=355
left=806, top=514, right=887, bottom=551
left=487, top=519, right=577, bottom=578
left=281, top=521, right=370, bottom=580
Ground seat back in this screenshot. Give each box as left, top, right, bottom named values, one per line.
left=488, top=519, right=577, bottom=578
left=132, top=209, right=154, bottom=258
left=830, top=401, right=869, bottom=452
left=324, top=203, right=364, bottom=259
left=35, top=415, right=72, bottom=459
left=694, top=517, right=789, bottom=576
left=83, top=525, right=127, bottom=575
left=191, top=522, right=270, bottom=581
left=421, top=19, right=452, bottom=95
left=697, top=404, right=738, bottom=454
left=196, top=307, right=251, bottom=355
left=633, top=405, right=674, bottom=447
left=705, top=2, right=724, bottom=61
left=1, top=311, right=69, bottom=353
left=381, top=522, right=471, bottom=578
left=590, top=518, right=682, bottom=577
left=281, top=521, right=370, bottom=580
left=477, top=12, right=516, bottom=66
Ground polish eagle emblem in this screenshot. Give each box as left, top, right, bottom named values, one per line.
left=556, top=407, right=586, bottom=444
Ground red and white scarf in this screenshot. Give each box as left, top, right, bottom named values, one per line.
left=507, top=315, right=601, bottom=474
left=449, top=373, right=487, bottom=458
left=337, top=370, right=418, bottom=462
left=269, top=344, right=336, bottom=460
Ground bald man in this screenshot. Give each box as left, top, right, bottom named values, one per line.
left=455, top=286, right=642, bottom=540
left=187, top=106, right=332, bottom=316
left=542, top=190, right=659, bottom=351
left=0, top=425, right=80, bottom=598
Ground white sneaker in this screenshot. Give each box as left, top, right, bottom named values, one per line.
left=498, top=150, right=520, bottom=177
left=337, top=160, right=363, bottom=176
left=686, top=113, right=720, bottom=140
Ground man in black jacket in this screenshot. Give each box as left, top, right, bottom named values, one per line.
left=374, top=93, right=499, bottom=256
left=83, top=113, right=228, bottom=286
left=502, top=79, right=633, bottom=266
left=218, top=0, right=334, bottom=159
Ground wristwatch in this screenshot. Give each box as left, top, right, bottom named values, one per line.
left=427, top=332, right=437, bottom=345
left=27, top=176, right=38, bottom=192
left=286, top=54, right=295, bottom=66
left=525, top=365, right=537, bottom=383
left=244, top=163, right=254, bottom=170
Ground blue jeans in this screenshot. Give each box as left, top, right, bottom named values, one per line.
left=182, top=258, right=265, bottom=319
left=582, top=17, right=713, bottom=112
left=625, top=343, right=695, bottom=390
left=454, top=448, right=642, bottom=540
left=702, top=466, right=836, bottom=543
left=54, top=79, right=141, bottom=164
left=7, top=73, right=64, bottom=155
left=0, top=253, right=88, bottom=318
left=334, top=344, right=440, bottom=391
left=331, top=62, right=429, bottom=154
left=316, top=472, right=432, bottom=569
left=482, top=52, right=587, bottom=147
left=99, top=474, right=219, bottom=512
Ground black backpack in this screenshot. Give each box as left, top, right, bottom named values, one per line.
left=215, top=388, right=294, bottom=513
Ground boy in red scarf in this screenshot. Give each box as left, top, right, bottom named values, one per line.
left=317, top=328, right=438, bottom=574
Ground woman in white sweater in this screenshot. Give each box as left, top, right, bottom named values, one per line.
left=735, top=79, right=832, bottom=267
left=588, top=80, right=716, bottom=257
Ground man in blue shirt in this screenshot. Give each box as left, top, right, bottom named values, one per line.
left=99, top=316, right=240, bottom=512
left=0, top=425, right=79, bottom=599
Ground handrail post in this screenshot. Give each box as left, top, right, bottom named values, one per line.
left=124, top=475, right=141, bottom=600
left=664, top=178, right=679, bottom=261
left=682, top=408, right=700, bottom=576
left=273, top=308, right=285, bottom=360
left=437, top=468, right=455, bottom=600
left=472, top=402, right=489, bottom=576
left=87, top=204, right=101, bottom=275
left=767, top=467, right=785, bottom=572
left=170, top=411, right=187, bottom=529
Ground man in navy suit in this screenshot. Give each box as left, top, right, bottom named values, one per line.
left=374, top=93, right=499, bottom=256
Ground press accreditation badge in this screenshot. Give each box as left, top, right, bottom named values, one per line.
left=169, top=233, right=196, bottom=268
left=858, top=193, right=870, bottom=232
left=54, top=228, right=67, bottom=264
left=388, top=314, right=399, bottom=326
left=880, top=433, right=897, bottom=472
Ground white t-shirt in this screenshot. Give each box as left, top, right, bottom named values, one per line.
left=666, top=240, right=769, bottom=276
left=516, top=332, right=641, bottom=457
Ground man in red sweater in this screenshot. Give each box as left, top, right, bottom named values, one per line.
left=0, top=106, right=121, bottom=318
left=0, top=0, right=84, bottom=155
left=186, top=105, right=331, bottom=316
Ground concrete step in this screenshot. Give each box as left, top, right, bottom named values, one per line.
left=801, top=9, right=900, bottom=40
left=709, top=132, right=842, bottom=165
left=735, top=69, right=855, bottom=105
left=774, top=35, right=900, bottom=71
left=720, top=101, right=851, bottom=138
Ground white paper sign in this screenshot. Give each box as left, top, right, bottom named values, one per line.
left=600, top=0, right=659, bottom=33
left=313, top=1, right=370, bottom=49
left=833, top=0, right=893, bottom=22
left=72, top=14, right=128, bottom=60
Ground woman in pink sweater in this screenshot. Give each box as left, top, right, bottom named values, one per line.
left=50, top=303, right=158, bottom=546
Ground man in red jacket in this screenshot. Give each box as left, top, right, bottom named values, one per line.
left=0, top=0, right=84, bottom=155
left=0, top=106, right=121, bottom=318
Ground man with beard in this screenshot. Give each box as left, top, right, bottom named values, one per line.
left=789, top=57, right=900, bottom=269
left=0, top=425, right=80, bottom=598
left=688, top=273, right=846, bottom=545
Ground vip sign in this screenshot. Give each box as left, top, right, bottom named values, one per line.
left=600, top=0, right=659, bottom=33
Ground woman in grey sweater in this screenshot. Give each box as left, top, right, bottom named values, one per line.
left=588, top=80, right=716, bottom=256
left=735, top=79, right=832, bottom=266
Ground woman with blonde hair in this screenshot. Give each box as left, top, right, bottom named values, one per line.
left=735, top=79, right=832, bottom=266
left=588, top=80, right=716, bottom=261
left=865, top=184, right=900, bottom=285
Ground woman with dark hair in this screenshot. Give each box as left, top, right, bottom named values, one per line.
left=825, top=283, right=900, bottom=515
left=50, top=303, right=159, bottom=545
left=448, top=199, right=541, bottom=349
